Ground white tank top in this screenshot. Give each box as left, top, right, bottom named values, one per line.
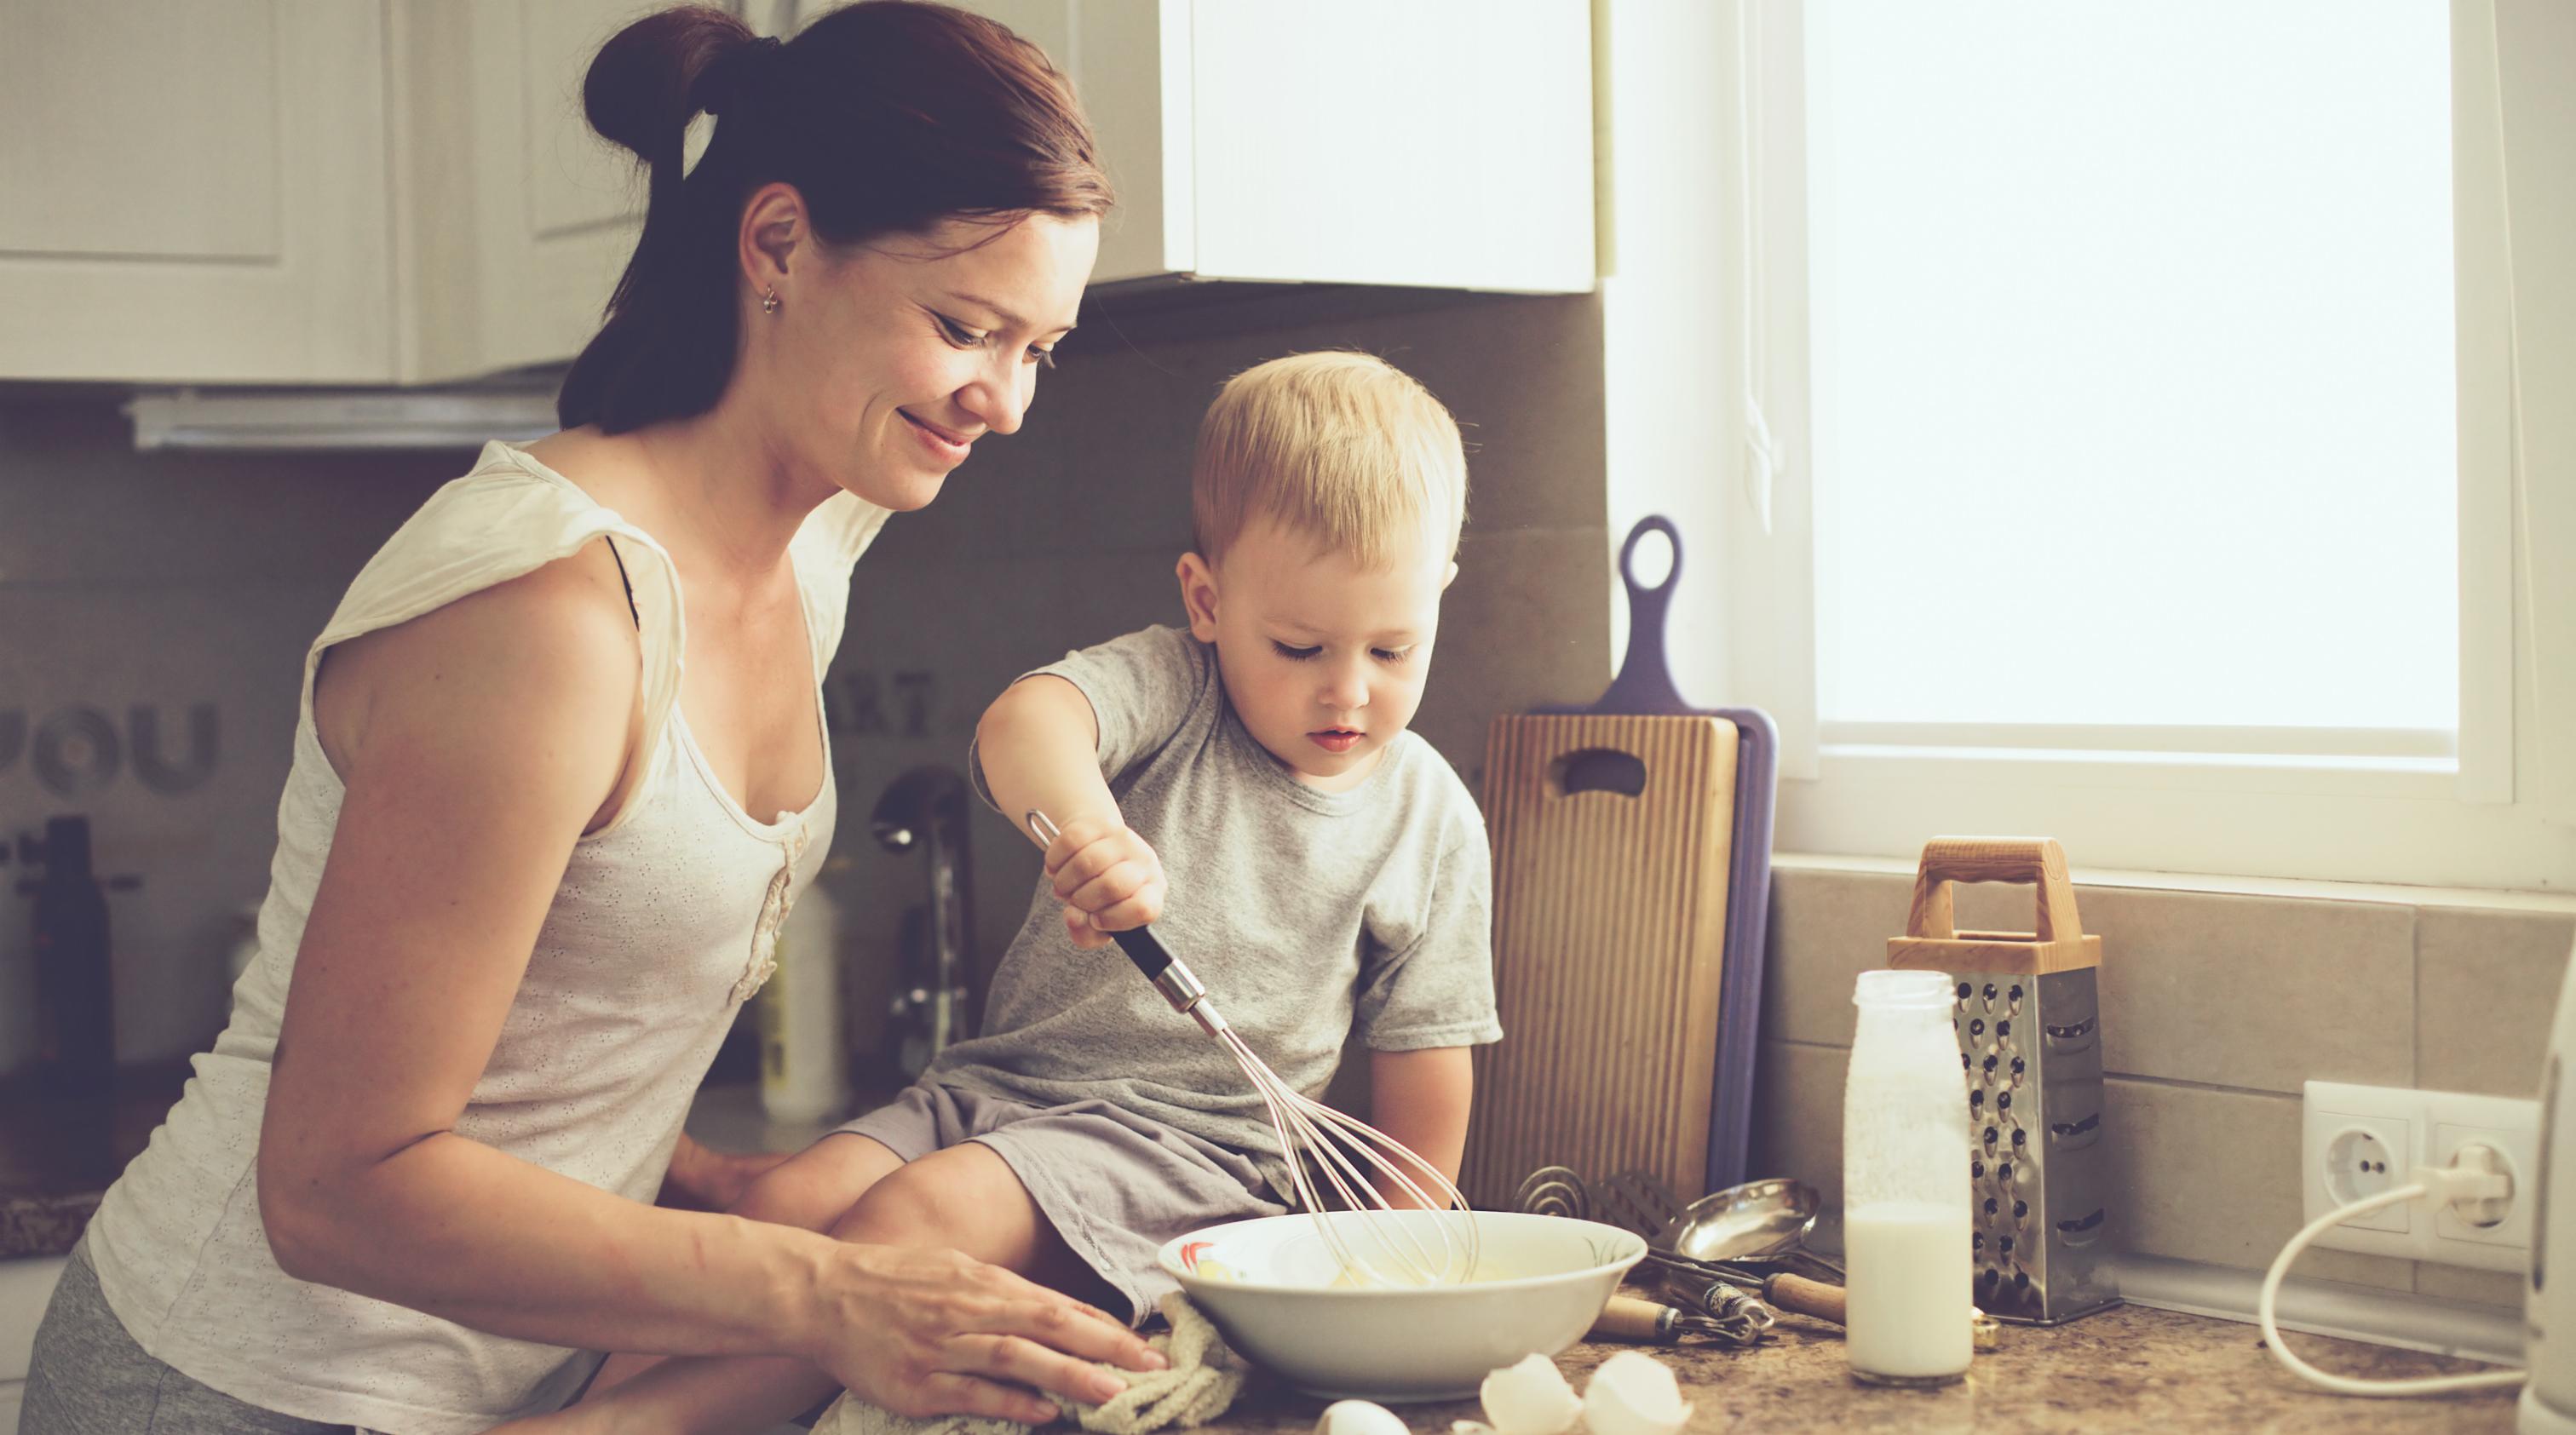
left=81, top=442, right=888, bottom=1434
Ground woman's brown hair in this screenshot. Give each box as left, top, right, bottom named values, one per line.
left=558, top=2, right=1113, bottom=433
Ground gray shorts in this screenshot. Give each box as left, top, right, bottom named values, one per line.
left=835, top=1082, right=1286, bottom=1323
left=23, top=1237, right=363, bottom=1435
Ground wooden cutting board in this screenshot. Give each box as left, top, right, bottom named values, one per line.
left=1462, top=709, right=1739, bottom=1209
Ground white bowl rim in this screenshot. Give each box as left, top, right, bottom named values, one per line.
left=1156, top=1211, right=1647, bottom=1297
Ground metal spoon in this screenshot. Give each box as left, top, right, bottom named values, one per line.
left=1644, top=1178, right=1849, bottom=1325
left=1659, top=1177, right=1824, bottom=1267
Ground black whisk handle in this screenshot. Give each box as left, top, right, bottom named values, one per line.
left=1111, top=926, right=1176, bottom=983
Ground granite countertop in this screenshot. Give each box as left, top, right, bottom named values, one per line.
left=11, top=1081, right=2529, bottom=1431
left=1193, top=1303, right=2520, bottom=1435
left=0, top=1061, right=192, bottom=1260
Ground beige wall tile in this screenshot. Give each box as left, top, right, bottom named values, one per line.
left=1762, top=871, right=2416, bottom=1098
left=2418, top=907, right=2575, bottom=1098
left=1759, top=866, right=1913, bottom=1047
left=2076, top=885, right=2414, bottom=1093
left=0, top=400, right=458, bottom=586
left=1747, top=1039, right=1847, bottom=1211
left=2413, top=1263, right=2525, bottom=1309
left=1428, top=526, right=1612, bottom=791
left=2103, top=1077, right=2412, bottom=1291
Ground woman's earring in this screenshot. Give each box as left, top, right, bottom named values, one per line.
left=761, top=288, right=781, bottom=315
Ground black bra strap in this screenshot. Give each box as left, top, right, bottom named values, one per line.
left=603, top=536, right=641, bottom=630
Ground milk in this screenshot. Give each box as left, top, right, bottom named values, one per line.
left=1843, top=1201, right=1972, bottom=1383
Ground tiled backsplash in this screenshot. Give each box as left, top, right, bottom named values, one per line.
left=1746, top=863, right=2576, bottom=1311
left=0, top=399, right=460, bottom=1071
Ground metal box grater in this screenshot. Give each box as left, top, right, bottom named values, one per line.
left=1887, top=837, right=2120, bottom=1326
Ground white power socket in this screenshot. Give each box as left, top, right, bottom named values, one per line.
left=2301, top=1080, right=2541, bottom=1272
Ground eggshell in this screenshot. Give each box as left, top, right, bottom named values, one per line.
left=1581, top=1351, right=1693, bottom=1435
left=1315, top=1399, right=1412, bottom=1435
left=1477, top=1353, right=1584, bottom=1435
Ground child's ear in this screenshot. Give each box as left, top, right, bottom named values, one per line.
left=1442, top=560, right=1459, bottom=591
left=1176, top=552, right=1222, bottom=641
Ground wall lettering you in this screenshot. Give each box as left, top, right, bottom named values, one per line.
left=0, top=704, right=219, bottom=797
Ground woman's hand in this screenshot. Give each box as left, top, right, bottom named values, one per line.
left=804, top=1243, right=1161, bottom=1423
left=1041, top=818, right=1165, bottom=948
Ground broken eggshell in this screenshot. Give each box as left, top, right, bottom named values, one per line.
left=1475, top=1353, right=1584, bottom=1435
left=1582, top=1351, right=1693, bottom=1435
left=1316, top=1400, right=1412, bottom=1435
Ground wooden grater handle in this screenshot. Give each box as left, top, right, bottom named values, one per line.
left=1906, top=837, right=2086, bottom=944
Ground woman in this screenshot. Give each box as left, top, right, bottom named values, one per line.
left=22, top=5, right=1159, bottom=1432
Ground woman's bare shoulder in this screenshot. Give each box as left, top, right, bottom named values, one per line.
left=313, top=538, right=642, bottom=784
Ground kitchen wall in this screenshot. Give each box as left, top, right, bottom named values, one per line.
left=1746, top=863, right=2576, bottom=1312
left=0, top=284, right=1615, bottom=1082
left=0, top=399, right=465, bottom=1072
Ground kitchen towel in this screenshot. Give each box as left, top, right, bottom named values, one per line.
left=813, top=1294, right=1243, bottom=1435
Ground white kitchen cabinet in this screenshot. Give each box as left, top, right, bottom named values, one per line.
left=0, top=2, right=395, bottom=383
left=950, top=0, right=1596, bottom=292
left=1, top=0, right=1592, bottom=387
left=389, top=0, right=668, bottom=383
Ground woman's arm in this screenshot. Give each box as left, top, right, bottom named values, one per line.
left=260, top=550, right=1148, bottom=1421
left=1365, top=1047, right=1475, bottom=1208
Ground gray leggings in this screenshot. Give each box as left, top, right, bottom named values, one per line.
left=21, top=1237, right=359, bottom=1435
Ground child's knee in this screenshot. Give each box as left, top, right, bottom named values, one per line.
left=829, top=1163, right=952, bottom=1245
left=830, top=1144, right=1028, bottom=1250
left=729, top=1135, right=898, bottom=1231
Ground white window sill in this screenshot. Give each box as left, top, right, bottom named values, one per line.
left=1774, top=849, right=2576, bottom=916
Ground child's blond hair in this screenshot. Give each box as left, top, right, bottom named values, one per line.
left=1190, top=352, right=1468, bottom=570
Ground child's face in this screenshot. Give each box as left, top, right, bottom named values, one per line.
left=1179, top=517, right=1457, bottom=791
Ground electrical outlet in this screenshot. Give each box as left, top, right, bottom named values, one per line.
left=2301, top=1080, right=2542, bottom=1271
left=2428, top=1090, right=2544, bottom=1274
left=2303, top=1084, right=2416, bottom=1254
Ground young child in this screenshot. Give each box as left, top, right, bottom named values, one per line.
left=552, top=352, right=1499, bottom=1432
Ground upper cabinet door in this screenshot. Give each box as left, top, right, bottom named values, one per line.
left=393, top=0, right=666, bottom=383
left=1185, top=1, right=1595, bottom=293
left=0, top=1, right=395, bottom=383
left=929, top=0, right=1595, bottom=294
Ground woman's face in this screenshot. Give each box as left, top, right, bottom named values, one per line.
left=764, top=212, right=1099, bottom=513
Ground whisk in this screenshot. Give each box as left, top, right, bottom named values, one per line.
left=1024, top=811, right=1479, bottom=1286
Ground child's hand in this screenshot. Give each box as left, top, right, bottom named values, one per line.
left=1042, top=817, right=1166, bottom=948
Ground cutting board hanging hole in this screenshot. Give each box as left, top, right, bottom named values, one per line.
left=1549, top=748, right=1649, bottom=798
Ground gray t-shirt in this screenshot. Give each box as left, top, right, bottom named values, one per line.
left=930, top=623, right=1503, bottom=1168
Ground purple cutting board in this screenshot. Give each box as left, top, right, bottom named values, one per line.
left=1538, top=515, right=1777, bottom=1196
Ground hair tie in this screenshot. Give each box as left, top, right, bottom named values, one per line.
left=699, top=34, right=785, bottom=118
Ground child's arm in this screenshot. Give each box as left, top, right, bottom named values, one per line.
left=977, top=675, right=1164, bottom=946
left=1365, top=1047, right=1475, bottom=1208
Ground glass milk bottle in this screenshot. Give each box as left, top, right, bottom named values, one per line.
left=1843, top=968, right=1974, bottom=1385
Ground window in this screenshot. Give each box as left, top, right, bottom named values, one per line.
left=1695, top=0, right=2572, bottom=889
left=1811, top=3, right=2456, bottom=748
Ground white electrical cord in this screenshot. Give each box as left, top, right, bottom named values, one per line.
left=2257, top=1152, right=2528, bottom=1398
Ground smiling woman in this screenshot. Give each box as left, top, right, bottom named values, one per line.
left=17, top=6, right=1155, bottom=1435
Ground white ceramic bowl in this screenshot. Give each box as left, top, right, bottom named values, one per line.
left=1159, top=1210, right=1645, bottom=1402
